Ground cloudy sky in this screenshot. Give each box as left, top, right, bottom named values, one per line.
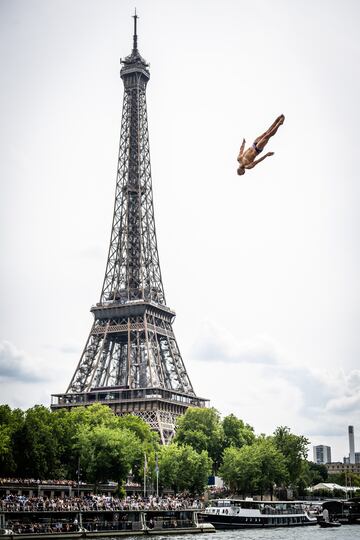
left=1, top=0, right=360, bottom=462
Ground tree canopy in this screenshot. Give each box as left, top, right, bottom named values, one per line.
left=0, top=403, right=312, bottom=497
left=174, top=408, right=256, bottom=472
left=77, top=425, right=141, bottom=485
left=219, top=436, right=288, bottom=497
left=222, top=414, right=255, bottom=449
left=159, top=443, right=212, bottom=495
left=174, top=407, right=223, bottom=470
left=0, top=404, right=158, bottom=484
left=273, top=426, right=309, bottom=488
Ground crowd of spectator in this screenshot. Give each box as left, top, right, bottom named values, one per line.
left=0, top=493, right=203, bottom=513
left=0, top=478, right=141, bottom=488
left=0, top=478, right=81, bottom=487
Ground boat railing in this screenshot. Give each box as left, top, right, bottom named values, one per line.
left=147, top=518, right=193, bottom=530
left=82, top=520, right=142, bottom=531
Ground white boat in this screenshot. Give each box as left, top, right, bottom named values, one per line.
left=199, top=499, right=318, bottom=529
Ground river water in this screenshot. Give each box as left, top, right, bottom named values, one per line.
left=122, top=527, right=360, bottom=540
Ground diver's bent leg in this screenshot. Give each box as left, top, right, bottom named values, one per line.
left=254, top=135, right=271, bottom=151
left=255, top=116, right=284, bottom=145
left=267, top=116, right=283, bottom=132
left=254, top=131, right=268, bottom=145
left=263, top=117, right=284, bottom=140
left=255, top=115, right=284, bottom=148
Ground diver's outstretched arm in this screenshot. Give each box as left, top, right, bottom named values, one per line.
left=246, top=152, right=274, bottom=169
left=237, top=138, right=246, bottom=163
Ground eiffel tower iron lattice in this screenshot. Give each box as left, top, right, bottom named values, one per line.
left=51, top=14, right=208, bottom=443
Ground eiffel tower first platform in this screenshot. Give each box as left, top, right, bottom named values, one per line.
left=51, top=14, right=208, bottom=443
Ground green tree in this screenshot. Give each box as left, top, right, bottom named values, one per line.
left=222, top=414, right=255, bottom=449
left=253, top=437, right=289, bottom=498
left=174, top=407, right=223, bottom=470
left=50, top=405, right=127, bottom=478
left=159, top=443, right=212, bottom=494
left=54, top=405, right=160, bottom=483
left=273, top=426, right=309, bottom=487
left=0, top=405, right=24, bottom=476
left=66, top=403, right=121, bottom=430
left=328, top=471, right=360, bottom=487
left=117, top=415, right=158, bottom=444
left=0, top=425, right=12, bottom=473
left=218, top=446, right=242, bottom=492
left=17, top=405, right=61, bottom=478
left=117, top=415, right=160, bottom=484
left=307, top=461, right=328, bottom=485
left=347, top=471, right=360, bottom=487
left=219, top=437, right=288, bottom=497
left=50, top=408, right=84, bottom=479
left=219, top=445, right=259, bottom=495
left=327, top=472, right=343, bottom=485
left=77, top=425, right=141, bottom=486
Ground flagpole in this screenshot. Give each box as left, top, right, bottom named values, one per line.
left=144, top=453, right=147, bottom=498
left=155, top=453, right=159, bottom=498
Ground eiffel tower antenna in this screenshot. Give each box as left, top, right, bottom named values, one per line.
left=51, top=13, right=208, bottom=443
left=132, top=8, right=138, bottom=51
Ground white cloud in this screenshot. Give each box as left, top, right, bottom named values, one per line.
left=189, top=323, right=360, bottom=460
left=44, top=343, right=81, bottom=355
left=326, top=379, right=360, bottom=415
left=0, top=341, right=44, bottom=382
left=193, top=321, right=281, bottom=365
left=0, top=340, right=75, bottom=410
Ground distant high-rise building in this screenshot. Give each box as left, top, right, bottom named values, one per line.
left=349, top=425, right=355, bottom=464
left=313, top=445, right=332, bottom=464
left=344, top=452, right=360, bottom=464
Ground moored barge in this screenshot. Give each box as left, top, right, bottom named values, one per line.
left=0, top=509, right=214, bottom=538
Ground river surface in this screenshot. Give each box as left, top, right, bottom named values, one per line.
left=118, top=527, right=360, bottom=540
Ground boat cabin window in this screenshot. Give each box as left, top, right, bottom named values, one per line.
left=211, top=500, right=305, bottom=512
left=216, top=500, right=231, bottom=508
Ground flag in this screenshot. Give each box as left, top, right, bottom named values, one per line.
left=155, top=453, right=159, bottom=474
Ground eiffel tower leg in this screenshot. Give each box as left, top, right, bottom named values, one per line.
left=67, top=327, right=102, bottom=393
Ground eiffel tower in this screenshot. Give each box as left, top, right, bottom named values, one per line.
left=51, top=13, right=208, bottom=443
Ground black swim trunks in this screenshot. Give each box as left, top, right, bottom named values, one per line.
left=252, top=142, right=262, bottom=155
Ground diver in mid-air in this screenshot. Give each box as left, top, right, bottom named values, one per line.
left=237, top=114, right=285, bottom=175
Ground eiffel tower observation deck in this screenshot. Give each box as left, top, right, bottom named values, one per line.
left=51, top=13, right=208, bottom=443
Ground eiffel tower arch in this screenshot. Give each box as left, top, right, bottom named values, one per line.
left=51, top=14, right=208, bottom=444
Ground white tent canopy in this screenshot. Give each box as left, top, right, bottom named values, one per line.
left=311, top=482, right=357, bottom=492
